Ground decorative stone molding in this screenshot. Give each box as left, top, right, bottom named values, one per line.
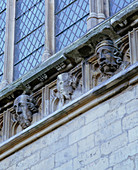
left=0, top=1, right=137, bottom=145
left=13, top=95, right=38, bottom=129
left=42, top=65, right=82, bottom=114
left=0, top=63, right=137, bottom=161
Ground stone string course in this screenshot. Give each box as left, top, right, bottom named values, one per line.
left=0, top=83, right=137, bottom=170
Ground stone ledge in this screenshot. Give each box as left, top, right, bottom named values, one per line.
left=0, top=62, right=137, bottom=160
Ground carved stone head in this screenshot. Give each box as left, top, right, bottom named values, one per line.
left=14, top=95, right=37, bottom=129
left=96, top=40, right=122, bottom=75
left=57, top=73, right=74, bottom=100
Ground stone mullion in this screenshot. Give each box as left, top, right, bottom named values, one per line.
left=0, top=0, right=16, bottom=90
left=97, top=0, right=105, bottom=23
left=42, top=0, right=55, bottom=61
left=82, top=61, right=91, bottom=93
left=2, top=110, right=11, bottom=142
left=87, top=0, right=109, bottom=30
left=104, top=0, right=110, bottom=18
left=87, top=0, right=97, bottom=30
left=129, top=28, right=138, bottom=64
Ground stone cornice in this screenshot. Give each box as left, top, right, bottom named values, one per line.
left=0, top=62, right=138, bottom=160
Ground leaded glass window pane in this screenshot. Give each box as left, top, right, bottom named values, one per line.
left=0, top=0, right=7, bottom=82
left=55, top=0, right=89, bottom=52
left=109, top=0, right=135, bottom=16
left=14, top=0, right=45, bottom=80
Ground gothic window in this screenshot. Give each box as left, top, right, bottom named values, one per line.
left=109, top=0, right=135, bottom=16
left=14, top=0, right=45, bottom=80
left=55, top=0, right=89, bottom=52
left=0, top=0, right=7, bottom=82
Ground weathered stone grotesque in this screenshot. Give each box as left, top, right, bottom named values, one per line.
left=57, top=73, right=74, bottom=107
left=14, top=95, right=38, bottom=129
left=96, top=40, right=122, bottom=75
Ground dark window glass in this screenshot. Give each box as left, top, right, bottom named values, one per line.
left=0, top=0, right=7, bottom=82
left=55, top=0, right=89, bottom=52
left=14, top=0, right=45, bottom=80
left=109, top=0, right=135, bottom=16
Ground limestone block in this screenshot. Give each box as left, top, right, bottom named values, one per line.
left=16, top=151, right=40, bottom=169
left=109, top=141, right=138, bottom=166
left=54, top=160, right=73, bottom=170
left=95, top=120, right=122, bottom=145
left=73, top=146, right=101, bottom=169
left=7, top=165, right=17, bottom=170
left=113, top=158, right=134, bottom=170
left=122, top=111, right=138, bottom=130
left=101, top=133, right=128, bottom=155
left=98, top=110, right=118, bottom=129
left=126, top=99, right=138, bottom=115
left=69, top=120, right=99, bottom=145
left=135, top=154, right=138, bottom=170
left=110, top=88, right=135, bottom=110
left=85, top=102, right=110, bottom=124
left=116, top=104, right=126, bottom=119
left=55, top=144, right=77, bottom=167
left=77, top=134, right=95, bottom=154
left=85, top=157, right=109, bottom=170
left=128, top=126, right=138, bottom=143
left=31, top=155, right=54, bottom=170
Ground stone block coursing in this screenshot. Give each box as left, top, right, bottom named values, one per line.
left=0, top=84, right=138, bottom=170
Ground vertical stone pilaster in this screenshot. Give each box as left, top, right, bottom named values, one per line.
left=87, top=0, right=97, bottom=30
left=82, top=61, right=91, bottom=93
left=42, top=86, right=50, bottom=117
left=87, top=0, right=109, bottom=30
left=97, top=0, right=105, bottom=23
left=104, top=0, right=110, bottom=18
left=0, top=0, right=16, bottom=90
left=129, top=28, right=138, bottom=64
left=2, top=110, right=11, bottom=141
left=42, top=0, right=55, bottom=61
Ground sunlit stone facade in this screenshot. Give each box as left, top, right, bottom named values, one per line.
left=0, top=0, right=137, bottom=169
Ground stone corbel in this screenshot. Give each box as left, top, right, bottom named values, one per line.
left=89, top=39, right=123, bottom=86
left=56, top=71, right=82, bottom=109
left=13, top=94, right=38, bottom=129
left=96, top=39, right=122, bottom=76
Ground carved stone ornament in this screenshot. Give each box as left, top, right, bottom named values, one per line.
left=96, top=40, right=122, bottom=75
left=57, top=73, right=74, bottom=106
left=14, top=95, right=38, bottom=129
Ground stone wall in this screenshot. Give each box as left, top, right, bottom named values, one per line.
left=0, top=2, right=137, bottom=169
left=0, top=83, right=137, bottom=170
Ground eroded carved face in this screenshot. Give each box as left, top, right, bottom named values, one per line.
left=97, top=46, right=117, bottom=74
left=57, top=73, right=73, bottom=100
left=14, top=95, right=32, bottom=129
left=96, top=40, right=122, bottom=75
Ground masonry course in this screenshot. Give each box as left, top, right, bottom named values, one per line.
left=0, top=83, right=137, bottom=170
